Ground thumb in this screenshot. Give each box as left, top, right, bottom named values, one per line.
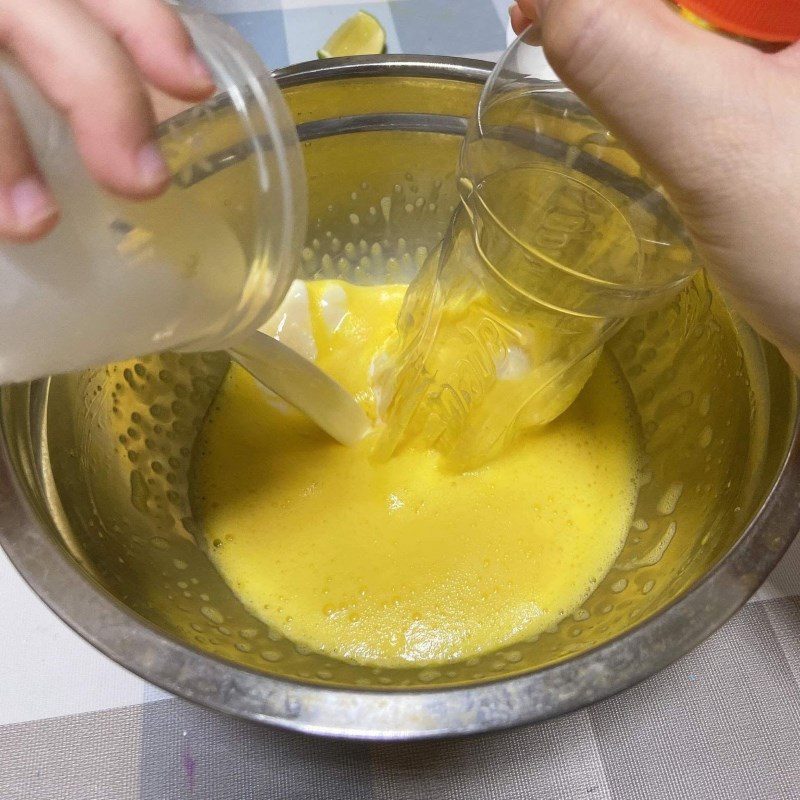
left=529, top=0, right=766, bottom=203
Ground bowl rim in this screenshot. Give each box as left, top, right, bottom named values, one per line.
left=1, top=55, right=799, bottom=741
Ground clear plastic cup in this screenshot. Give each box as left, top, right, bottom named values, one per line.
left=0, top=7, right=305, bottom=383
left=373, top=28, right=700, bottom=469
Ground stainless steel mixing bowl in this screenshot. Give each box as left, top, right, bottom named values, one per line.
left=1, top=57, right=799, bottom=740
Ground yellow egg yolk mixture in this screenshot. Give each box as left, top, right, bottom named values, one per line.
left=193, top=280, right=640, bottom=667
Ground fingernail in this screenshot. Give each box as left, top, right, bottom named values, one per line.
left=188, top=51, right=214, bottom=88
left=137, top=142, right=170, bottom=190
left=10, top=176, right=57, bottom=229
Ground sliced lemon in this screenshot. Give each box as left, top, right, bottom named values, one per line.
left=317, top=11, right=386, bottom=59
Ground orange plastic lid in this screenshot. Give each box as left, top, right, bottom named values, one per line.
left=678, top=0, right=800, bottom=42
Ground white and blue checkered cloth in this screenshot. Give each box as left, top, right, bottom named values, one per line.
left=1, top=2, right=799, bottom=798
left=202, top=0, right=509, bottom=67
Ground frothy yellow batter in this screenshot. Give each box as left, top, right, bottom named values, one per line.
left=194, top=280, right=639, bottom=667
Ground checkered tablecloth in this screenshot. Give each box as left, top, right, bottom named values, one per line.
left=2, top=2, right=799, bottom=798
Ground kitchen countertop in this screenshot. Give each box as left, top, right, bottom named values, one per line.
left=1, top=1, right=799, bottom=797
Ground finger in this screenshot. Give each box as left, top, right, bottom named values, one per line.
left=516, top=0, right=541, bottom=23
left=78, top=0, right=214, bottom=101
left=148, top=86, right=193, bottom=124
left=509, top=5, right=530, bottom=35
left=0, top=0, right=170, bottom=199
left=0, top=83, right=58, bottom=241
left=771, top=38, right=800, bottom=66
left=534, top=0, right=764, bottom=198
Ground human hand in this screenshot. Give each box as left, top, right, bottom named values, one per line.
left=511, top=0, right=800, bottom=373
left=0, top=0, right=214, bottom=242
